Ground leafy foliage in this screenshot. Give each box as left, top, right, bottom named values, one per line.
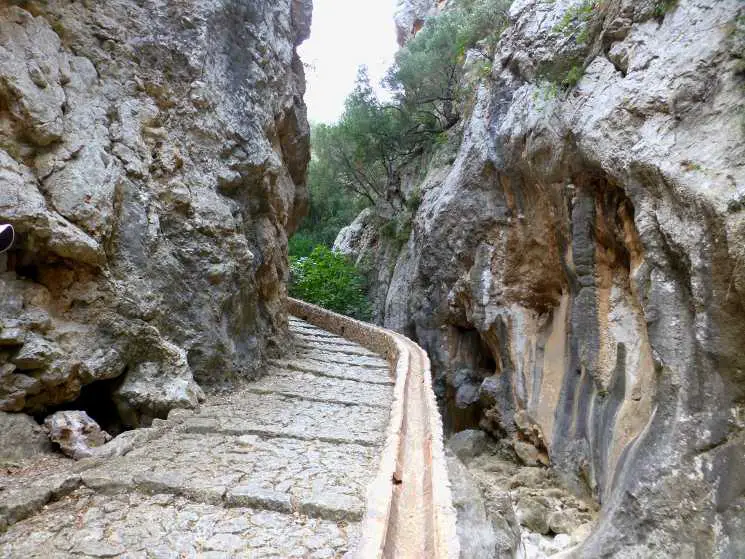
left=288, top=123, right=367, bottom=258
left=289, top=246, right=371, bottom=319
left=386, top=0, right=510, bottom=131
left=562, top=65, right=584, bottom=88
left=653, top=0, right=679, bottom=18
left=555, top=1, right=596, bottom=32
left=311, top=69, right=422, bottom=211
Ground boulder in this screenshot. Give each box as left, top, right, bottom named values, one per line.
left=0, top=411, right=52, bottom=461
left=446, top=451, right=520, bottom=558
left=447, top=429, right=489, bottom=462
left=515, top=496, right=551, bottom=535
left=44, top=410, right=111, bottom=460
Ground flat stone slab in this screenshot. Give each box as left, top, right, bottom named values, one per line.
left=250, top=367, right=393, bottom=408
left=81, top=432, right=375, bottom=521
left=183, top=391, right=389, bottom=446
left=0, top=489, right=359, bottom=558
left=291, top=327, right=341, bottom=339
left=270, top=358, right=393, bottom=385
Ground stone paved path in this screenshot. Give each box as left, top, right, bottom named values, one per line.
left=0, top=317, right=393, bottom=558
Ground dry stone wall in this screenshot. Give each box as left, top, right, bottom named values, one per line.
left=337, top=0, right=745, bottom=556
left=0, top=0, right=310, bottom=427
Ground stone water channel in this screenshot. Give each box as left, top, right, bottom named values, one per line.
left=0, top=316, right=394, bottom=558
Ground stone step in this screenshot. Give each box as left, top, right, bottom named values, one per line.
left=269, top=358, right=393, bottom=385
left=294, top=332, right=361, bottom=346
left=0, top=488, right=360, bottom=558
left=182, top=391, right=389, bottom=446
left=294, top=340, right=380, bottom=358
left=299, top=349, right=390, bottom=369
left=79, top=432, right=377, bottom=522
left=249, top=367, right=393, bottom=408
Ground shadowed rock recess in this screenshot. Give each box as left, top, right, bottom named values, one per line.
left=337, top=0, right=745, bottom=556
left=0, top=0, right=310, bottom=427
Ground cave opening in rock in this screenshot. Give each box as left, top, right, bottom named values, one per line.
left=37, top=373, right=131, bottom=438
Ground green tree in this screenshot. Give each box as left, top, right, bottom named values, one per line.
left=386, top=0, right=510, bottom=130
left=314, top=68, right=423, bottom=211
left=289, top=0, right=512, bottom=258
left=289, top=246, right=371, bottom=319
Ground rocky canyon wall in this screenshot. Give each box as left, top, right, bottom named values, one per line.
left=339, top=0, right=745, bottom=555
left=0, top=0, right=310, bottom=429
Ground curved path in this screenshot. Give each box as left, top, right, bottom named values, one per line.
left=0, top=301, right=457, bottom=558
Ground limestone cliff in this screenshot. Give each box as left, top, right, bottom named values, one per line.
left=0, top=0, right=310, bottom=428
left=339, top=0, right=745, bottom=555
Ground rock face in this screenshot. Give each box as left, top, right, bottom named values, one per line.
left=394, top=0, right=438, bottom=45
left=0, top=1, right=310, bottom=425
left=339, top=0, right=745, bottom=556
left=0, top=411, right=52, bottom=461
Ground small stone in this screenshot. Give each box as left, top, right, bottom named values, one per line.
left=44, top=410, right=111, bottom=459
left=516, top=496, right=551, bottom=535
left=0, top=328, right=25, bottom=347
left=513, top=440, right=545, bottom=467
left=548, top=510, right=578, bottom=535
left=447, top=429, right=488, bottom=462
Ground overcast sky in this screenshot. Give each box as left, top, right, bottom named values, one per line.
left=298, top=0, right=399, bottom=124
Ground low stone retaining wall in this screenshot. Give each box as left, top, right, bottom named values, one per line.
left=287, top=298, right=459, bottom=559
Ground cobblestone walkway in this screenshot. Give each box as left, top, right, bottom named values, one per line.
left=0, top=317, right=393, bottom=558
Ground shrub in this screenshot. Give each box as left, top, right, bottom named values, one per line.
left=555, top=0, right=597, bottom=34
left=653, top=0, right=679, bottom=18
left=562, top=65, right=585, bottom=88
left=289, top=246, right=371, bottom=320
left=288, top=233, right=317, bottom=259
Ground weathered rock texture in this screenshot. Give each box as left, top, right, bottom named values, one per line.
left=0, top=317, right=392, bottom=554
left=0, top=1, right=310, bottom=426
left=44, top=410, right=111, bottom=460
left=0, top=410, right=52, bottom=461
left=338, top=0, right=745, bottom=556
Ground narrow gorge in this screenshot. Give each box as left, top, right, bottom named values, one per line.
left=0, top=0, right=743, bottom=557
left=334, top=0, right=745, bottom=556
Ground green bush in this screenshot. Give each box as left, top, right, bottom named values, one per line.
left=554, top=0, right=597, bottom=37
left=288, top=233, right=317, bottom=259
left=289, top=246, right=371, bottom=320
left=653, top=0, right=678, bottom=18
left=562, top=65, right=585, bottom=88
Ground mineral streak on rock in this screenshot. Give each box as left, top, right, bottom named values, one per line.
left=0, top=0, right=311, bottom=424
left=338, top=0, right=745, bottom=556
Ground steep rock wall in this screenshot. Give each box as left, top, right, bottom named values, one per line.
left=0, top=0, right=310, bottom=427
left=338, top=0, right=745, bottom=555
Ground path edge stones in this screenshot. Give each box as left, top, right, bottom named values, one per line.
left=288, top=298, right=459, bottom=559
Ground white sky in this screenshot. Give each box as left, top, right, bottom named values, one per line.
left=298, top=0, right=399, bottom=124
